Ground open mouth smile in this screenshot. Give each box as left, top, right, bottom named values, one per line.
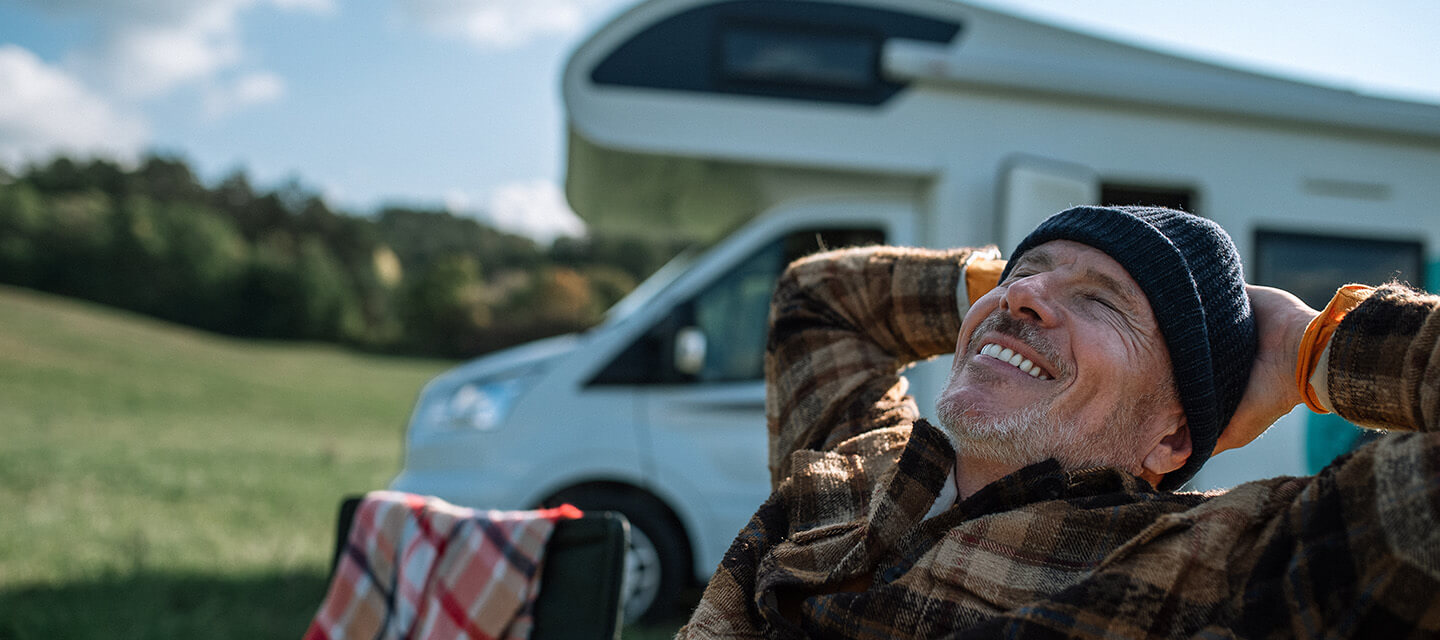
left=978, top=343, right=1052, bottom=380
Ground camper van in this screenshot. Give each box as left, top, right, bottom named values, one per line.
left=389, top=0, right=1440, bottom=621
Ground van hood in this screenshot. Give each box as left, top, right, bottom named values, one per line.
left=430, top=333, right=581, bottom=387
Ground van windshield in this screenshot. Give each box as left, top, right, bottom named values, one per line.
left=603, top=247, right=699, bottom=323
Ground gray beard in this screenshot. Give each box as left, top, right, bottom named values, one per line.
left=935, top=389, right=1148, bottom=474
left=937, top=401, right=1059, bottom=468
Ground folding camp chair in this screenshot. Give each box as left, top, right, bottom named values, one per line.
left=328, top=496, right=629, bottom=640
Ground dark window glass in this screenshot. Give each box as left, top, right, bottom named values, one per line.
left=720, top=25, right=878, bottom=90
left=1253, top=229, right=1425, bottom=472
left=591, top=227, right=885, bottom=385
left=1100, top=183, right=1197, bottom=213
left=1254, top=231, right=1424, bottom=308
left=589, top=0, right=960, bottom=106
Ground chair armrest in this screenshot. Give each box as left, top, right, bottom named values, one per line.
left=531, top=512, right=630, bottom=640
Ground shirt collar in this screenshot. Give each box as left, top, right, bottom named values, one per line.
left=909, top=420, right=1162, bottom=524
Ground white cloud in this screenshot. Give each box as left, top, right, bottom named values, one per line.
left=0, top=45, right=148, bottom=169
left=203, top=71, right=286, bottom=119
left=448, top=181, right=586, bottom=243
left=401, top=0, right=623, bottom=49
left=23, top=0, right=327, bottom=101
left=271, top=0, right=335, bottom=13
left=90, top=16, right=243, bottom=98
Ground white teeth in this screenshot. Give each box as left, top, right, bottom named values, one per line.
left=979, top=342, right=1051, bottom=380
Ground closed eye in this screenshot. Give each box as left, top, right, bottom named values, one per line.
left=1082, top=292, right=1141, bottom=330
left=1086, top=294, right=1118, bottom=311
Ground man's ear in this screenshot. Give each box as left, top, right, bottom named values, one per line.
left=1139, top=415, right=1191, bottom=486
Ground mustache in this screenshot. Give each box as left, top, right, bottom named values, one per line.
left=969, top=312, right=1068, bottom=378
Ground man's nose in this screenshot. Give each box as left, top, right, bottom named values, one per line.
left=1000, top=273, right=1058, bottom=326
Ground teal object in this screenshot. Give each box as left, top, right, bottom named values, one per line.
left=1305, top=412, right=1371, bottom=474
left=1428, top=259, right=1440, bottom=292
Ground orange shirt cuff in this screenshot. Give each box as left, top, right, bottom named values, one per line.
left=965, top=258, right=1006, bottom=306
left=1296, top=285, right=1373, bottom=413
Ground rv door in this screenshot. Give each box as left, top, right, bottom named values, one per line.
left=998, top=156, right=1099, bottom=255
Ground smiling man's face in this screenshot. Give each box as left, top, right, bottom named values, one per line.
left=936, top=239, right=1184, bottom=475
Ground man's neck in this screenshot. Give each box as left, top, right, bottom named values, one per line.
left=954, top=455, right=1160, bottom=501
left=953, top=455, right=1023, bottom=501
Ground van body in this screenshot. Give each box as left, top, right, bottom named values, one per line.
left=390, top=0, right=1440, bottom=621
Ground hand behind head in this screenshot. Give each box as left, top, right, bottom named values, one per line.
left=1214, top=285, right=1318, bottom=454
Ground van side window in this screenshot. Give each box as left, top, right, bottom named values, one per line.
left=1253, top=229, right=1425, bottom=473
left=590, top=227, right=885, bottom=385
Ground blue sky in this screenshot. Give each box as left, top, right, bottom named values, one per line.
left=2, top=0, right=1438, bottom=242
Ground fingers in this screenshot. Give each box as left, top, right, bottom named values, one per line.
left=1213, top=285, right=1318, bottom=453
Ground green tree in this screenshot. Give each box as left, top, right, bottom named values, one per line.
left=36, top=189, right=115, bottom=299
left=102, top=197, right=248, bottom=329
left=0, top=182, right=47, bottom=286
left=579, top=265, right=638, bottom=312
left=0, top=153, right=682, bottom=357
left=401, top=254, right=490, bottom=356
left=134, top=155, right=207, bottom=205
left=294, top=237, right=362, bottom=341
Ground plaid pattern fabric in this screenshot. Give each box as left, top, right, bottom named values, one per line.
left=679, top=249, right=1440, bottom=639
left=306, top=491, right=581, bottom=640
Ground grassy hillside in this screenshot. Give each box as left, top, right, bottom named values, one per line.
left=0, top=284, right=451, bottom=637
left=0, top=285, right=692, bottom=638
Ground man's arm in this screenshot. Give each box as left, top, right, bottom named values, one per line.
left=764, top=246, right=984, bottom=486
left=1229, top=283, right=1440, bottom=636
left=1325, top=283, right=1440, bottom=430
left=1219, top=282, right=1440, bottom=452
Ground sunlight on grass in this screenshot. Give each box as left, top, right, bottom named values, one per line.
left=0, top=286, right=446, bottom=635
left=0, top=285, right=693, bottom=638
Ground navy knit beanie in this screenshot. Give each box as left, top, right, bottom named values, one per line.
left=1000, top=206, right=1256, bottom=490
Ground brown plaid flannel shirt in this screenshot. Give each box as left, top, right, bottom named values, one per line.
left=678, top=246, right=1440, bottom=639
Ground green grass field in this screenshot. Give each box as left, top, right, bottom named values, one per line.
left=0, top=285, right=686, bottom=638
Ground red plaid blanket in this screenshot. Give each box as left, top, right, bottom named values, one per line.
left=305, top=491, right=581, bottom=640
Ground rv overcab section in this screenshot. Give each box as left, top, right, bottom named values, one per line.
left=563, top=0, right=1440, bottom=245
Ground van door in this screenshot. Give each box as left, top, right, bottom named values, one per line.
left=635, top=205, right=911, bottom=577
left=998, top=155, right=1099, bottom=255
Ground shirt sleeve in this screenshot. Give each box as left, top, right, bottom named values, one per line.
left=1325, top=283, right=1440, bottom=432
left=765, top=246, right=977, bottom=486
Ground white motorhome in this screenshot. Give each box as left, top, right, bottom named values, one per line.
left=390, top=0, right=1440, bottom=622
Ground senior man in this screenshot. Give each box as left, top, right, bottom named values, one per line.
left=678, top=205, right=1440, bottom=638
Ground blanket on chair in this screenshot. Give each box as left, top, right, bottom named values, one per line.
left=305, top=491, right=581, bottom=640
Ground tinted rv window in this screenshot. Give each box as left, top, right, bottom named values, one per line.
left=1253, top=231, right=1424, bottom=308
left=589, top=0, right=960, bottom=106
left=720, top=24, right=879, bottom=90
left=1100, top=183, right=1197, bottom=213
left=590, top=227, right=884, bottom=385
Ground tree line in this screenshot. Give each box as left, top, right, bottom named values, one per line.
left=0, top=155, right=686, bottom=358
